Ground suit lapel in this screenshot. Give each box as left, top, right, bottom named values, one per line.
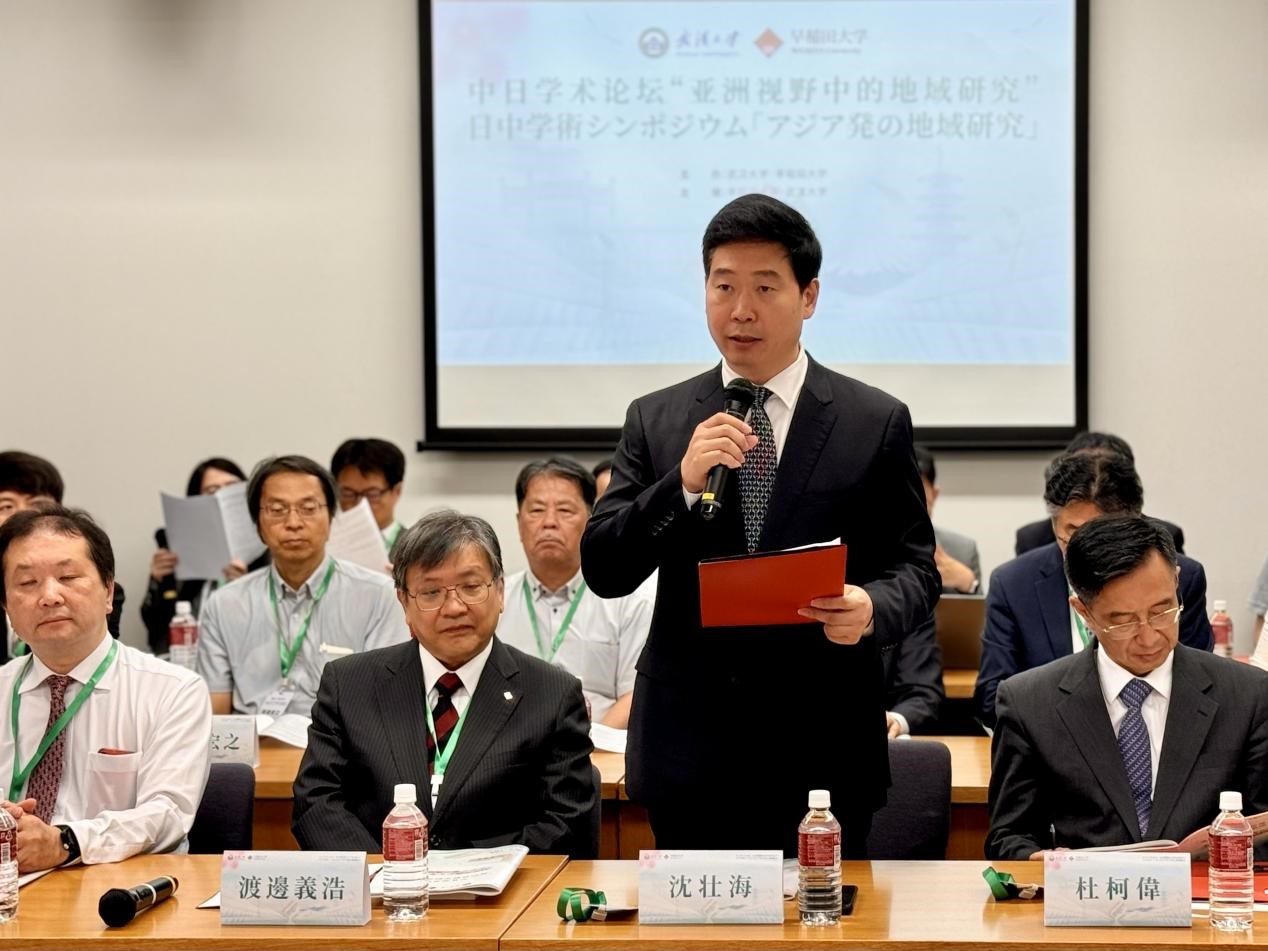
left=1055, top=649, right=1142, bottom=840
left=1035, top=546, right=1074, bottom=662
left=431, top=639, right=521, bottom=825
left=761, top=358, right=836, bottom=551
left=374, top=642, right=434, bottom=818
left=1148, top=650, right=1216, bottom=838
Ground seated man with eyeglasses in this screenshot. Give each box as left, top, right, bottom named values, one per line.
left=331, top=438, right=408, bottom=556
left=987, top=515, right=1268, bottom=858
left=292, top=510, right=597, bottom=854
left=975, top=451, right=1212, bottom=727
left=195, top=455, right=408, bottom=718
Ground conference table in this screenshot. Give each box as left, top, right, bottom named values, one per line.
left=943, top=667, right=976, bottom=700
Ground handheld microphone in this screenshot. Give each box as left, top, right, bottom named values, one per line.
left=699, top=378, right=759, bottom=521
left=98, top=875, right=179, bottom=927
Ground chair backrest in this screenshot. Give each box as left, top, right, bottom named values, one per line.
left=867, top=739, right=951, bottom=859
left=189, top=762, right=256, bottom=853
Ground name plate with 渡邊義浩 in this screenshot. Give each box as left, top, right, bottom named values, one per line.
left=1043, top=850, right=1191, bottom=927
left=220, top=851, right=370, bottom=926
left=638, top=850, right=784, bottom=924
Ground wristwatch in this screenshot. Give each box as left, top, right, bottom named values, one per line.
left=55, top=824, right=81, bottom=866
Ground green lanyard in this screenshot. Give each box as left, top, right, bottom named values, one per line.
left=9, top=639, right=119, bottom=801
left=424, top=679, right=471, bottom=796
left=383, top=522, right=403, bottom=553
left=1069, top=587, right=1091, bottom=648
left=522, top=578, right=587, bottom=663
left=268, top=561, right=337, bottom=680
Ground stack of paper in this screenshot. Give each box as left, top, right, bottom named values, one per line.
left=161, top=483, right=266, bottom=582
left=328, top=499, right=391, bottom=574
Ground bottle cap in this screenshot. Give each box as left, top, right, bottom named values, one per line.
left=394, top=783, right=417, bottom=804
left=1214, top=600, right=1228, bottom=612
left=175, top=601, right=193, bottom=616
left=1220, top=790, right=1243, bottom=812
left=808, top=789, right=831, bottom=809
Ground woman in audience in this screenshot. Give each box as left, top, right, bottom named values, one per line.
left=139, top=457, right=268, bottom=653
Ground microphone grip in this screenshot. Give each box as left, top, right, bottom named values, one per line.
left=698, top=402, right=751, bottom=522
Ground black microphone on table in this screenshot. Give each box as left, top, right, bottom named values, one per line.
left=699, top=378, right=759, bottom=521
left=99, top=875, right=179, bottom=927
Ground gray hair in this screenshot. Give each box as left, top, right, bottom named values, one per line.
left=391, top=510, right=503, bottom=591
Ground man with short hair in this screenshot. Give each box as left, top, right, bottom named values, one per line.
left=0, top=507, right=211, bottom=871
left=292, top=510, right=597, bottom=854
left=497, top=457, right=651, bottom=728
left=196, top=455, right=407, bottom=717
left=915, top=446, right=981, bottom=594
left=987, top=515, right=1268, bottom=858
left=331, top=438, right=408, bottom=553
left=975, top=452, right=1212, bottom=725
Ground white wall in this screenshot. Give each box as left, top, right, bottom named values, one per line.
left=2, top=0, right=1266, bottom=649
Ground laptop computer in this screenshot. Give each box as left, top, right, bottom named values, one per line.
left=935, top=593, right=988, bottom=670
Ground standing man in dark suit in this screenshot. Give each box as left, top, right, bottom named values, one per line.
left=976, top=451, right=1212, bottom=726
left=581, top=194, right=939, bottom=856
left=292, top=510, right=597, bottom=855
left=987, top=515, right=1268, bottom=858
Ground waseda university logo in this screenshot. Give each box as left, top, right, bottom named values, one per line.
left=754, top=28, right=782, bottom=57
left=639, top=27, right=669, bottom=58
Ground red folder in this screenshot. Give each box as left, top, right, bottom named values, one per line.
left=698, top=543, right=847, bottom=628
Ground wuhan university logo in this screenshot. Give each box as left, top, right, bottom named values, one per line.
left=754, top=28, right=783, bottom=57
left=639, top=27, right=669, bottom=58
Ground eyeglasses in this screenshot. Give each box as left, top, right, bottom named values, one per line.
left=406, top=581, right=495, bottom=611
left=1087, top=604, right=1184, bottom=641
left=261, top=500, right=328, bottom=521
left=339, top=487, right=391, bottom=504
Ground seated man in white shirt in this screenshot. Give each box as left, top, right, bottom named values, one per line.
left=196, top=455, right=407, bottom=718
left=497, top=458, right=651, bottom=729
left=0, top=506, right=211, bottom=872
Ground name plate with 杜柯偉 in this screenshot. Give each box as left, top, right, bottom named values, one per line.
left=638, top=850, right=784, bottom=924
left=220, top=851, right=370, bottom=926
left=1043, top=850, right=1191, bottom=927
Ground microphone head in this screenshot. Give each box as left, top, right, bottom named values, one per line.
left=99, top=888, right=138, bottom=928
left=722, top=378, right=759, bottom=412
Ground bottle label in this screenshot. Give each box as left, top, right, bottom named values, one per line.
left=798, top=830, right=840, bottom=868
left=1210, top=832, right=1253, bottom=871
left=0, top=827, right=14, bottom=864
left=383, top=825, right=424, bottom=862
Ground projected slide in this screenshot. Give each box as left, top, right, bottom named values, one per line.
left=426, top=0, right=1081, bottom=438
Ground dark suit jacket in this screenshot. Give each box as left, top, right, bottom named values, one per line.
left=987, top=645, right=1268, bottom=858
left=581, top=357, right=939, bottom=827
left=882, top=614, right=944, bottom=733
left=1015, top=516, right=1185, bottom=557
left=292, top=637, right=597, bottom=855
left=975, top=543, right=1212, bottom=725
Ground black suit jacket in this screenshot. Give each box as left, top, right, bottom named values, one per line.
left=987, top=645, right=1268, bottom=858
left=292, top=637, right=597, bottom=855
left=581, top=357, right=939, bottom=825
left=882, top=614, right=944, bottom=734
left=1015, top=516, right=1185, bottom=557
left=975, top=542, right=1212, bottom=725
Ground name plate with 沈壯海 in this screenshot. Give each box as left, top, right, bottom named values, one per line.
left=220, top=851, right=370, bottom=926
left=1043, top=850, right=1191, bottom=927
left=638, top=850, right=784, bottom=924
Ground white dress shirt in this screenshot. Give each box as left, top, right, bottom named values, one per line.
left=417, top=638, right=494, bottom=718
left=0, top=631, right=212, bottom=864
left=1096, top=646, right=1173, bottom=797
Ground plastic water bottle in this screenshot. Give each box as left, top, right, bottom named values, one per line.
left=798, top=789, right=842, bottom=926
left=1209, top=790, right=1254, bottom=931
left=1211, top=601, right=1234, bottom=659
left=168, top=601, right=198, bottom=670
left=0, top=807, right=18, bottom=922
left=381, top=782, right=428, bottom=920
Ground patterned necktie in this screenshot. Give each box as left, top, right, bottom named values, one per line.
left=27, top=675, right=71, bottom=823
left=426, top=672, right=463, bottom=765
left=1117, top=678, right=1154, bottom=838
left=737, top=386, right=776, bottom=553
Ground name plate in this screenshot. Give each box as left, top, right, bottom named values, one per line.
left=638, top=850, right=783, bottom=924
left=210, top=715, right=258, bottom=767
left=221, top=851, right=370, bottom=926
left=1043, top=851, right=1191, bottom=927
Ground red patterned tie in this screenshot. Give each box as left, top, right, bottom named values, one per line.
left=27, top=675, right=70, bottom=823
left=426, top=672, right=463, bottom=765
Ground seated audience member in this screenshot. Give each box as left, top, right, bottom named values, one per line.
left=1249, top=550, right=1268, bottom=666
left=976, top=452, right=1211, bottom=725
left=496, top=458, right=651, bottom=729
left=0, top=507, right=211, bottom=872
left=882, top=614, right=944, bottom=736
left=331, top=438, right=408, bottom=555
left=292, top=510, right=596, bottom=853
left=1015, top=432, right=1185, bottom=556
left=0, top=451, right=125, bottom=661
left=987, top=515, right=1268, bottom=859
left=915, top=446, right=982, bottom=593
left=140, top=457, right=270, bottom=654
left=196, top=455, right=406, bottom=717
left=592, top=458, right=614, bottom=500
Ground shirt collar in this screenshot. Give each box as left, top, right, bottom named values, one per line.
left=525, top=566, right=585, bottom=601
left=270, top=555, right=333, bottom=599
left=1096, top=642, right=1174, bottom=707
left=418, top=636, right=494, bottom=696
left=721, top=345, right=807, bottom=413
left=22, top=628, right=114, bottom=695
